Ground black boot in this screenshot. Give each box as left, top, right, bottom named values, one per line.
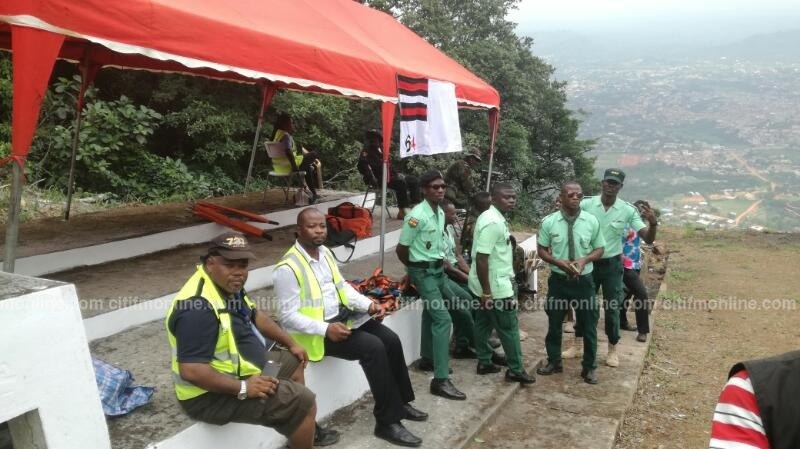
left=536, top=361, right=563, bottom=375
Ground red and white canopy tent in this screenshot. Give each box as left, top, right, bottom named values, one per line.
left=0, top=0, right=500, bottom=271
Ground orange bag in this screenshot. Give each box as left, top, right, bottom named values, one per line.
left=328, top=202, right=372, bottom=220
left=326, top=215, right=372, bottom=239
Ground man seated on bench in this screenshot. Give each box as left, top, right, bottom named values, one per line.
left=166, top=232, right=338, bottom=449
left=271, top=113, right=322, bottom=204
left=275, top=208, right=426, bottom=448
left=357, top=129, right=419, bottom=220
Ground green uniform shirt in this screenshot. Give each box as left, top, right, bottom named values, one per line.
left=538, top=210, right=605, bottom=275
left=399, top=200, right=445, bottom=262
left=580, top=196, right=646, bottom=258
left=443, top=224, right=458, bottom=265
left=468, top=205, right=514, bottom=299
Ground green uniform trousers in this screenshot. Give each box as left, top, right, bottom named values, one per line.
left=574, top=256, right=624, bottom=345
left=545, top=272, right=599, bottom=370
left=420, top=279, right=477, bottom=362
left=474, top=295, right=524, bottom=373
left=593, top=256, right=624, bottom=345
left=407, top=265, right=453, bottom=379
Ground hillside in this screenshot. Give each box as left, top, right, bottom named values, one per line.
left=616, top=227, right=800, bottom=448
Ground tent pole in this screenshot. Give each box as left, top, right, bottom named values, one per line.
left=379, top=160, right=388, bottom=269
left=485, top=110, right=499, bottom=191
left=379, top=101, right=395, bottom=271
left=244, top=84, right=271, bottom=194
left=64, top=66, right=90, bottom=221
left=3, top=162, right=24, bottom=272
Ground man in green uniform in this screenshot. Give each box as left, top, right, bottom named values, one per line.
left=536, top=182, right=605, bottom=384
left=396, top=170, right=467, bottom=400
left=565, top=168, right=657, bottom=367
left=469, top=182, right=535, bottom=384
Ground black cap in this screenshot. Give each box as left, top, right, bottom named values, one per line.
left=208, top=232, right=256, bottom=260
left=603, top=168, right=625, bottom=183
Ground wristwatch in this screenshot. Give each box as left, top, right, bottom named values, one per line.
left=237, top=380, right=247, bottom=400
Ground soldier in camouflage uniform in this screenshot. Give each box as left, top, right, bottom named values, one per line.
left=444, top=149, right=482, bottom=209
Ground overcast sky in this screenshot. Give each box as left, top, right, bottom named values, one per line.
left=509, top=0, right=800, bottom=36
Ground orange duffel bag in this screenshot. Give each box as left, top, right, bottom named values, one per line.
left=326, top=214, right=372, bottom=239
left=328, top=201, right=372, bottom=220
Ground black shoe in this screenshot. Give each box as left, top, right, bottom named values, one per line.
left=402, top=403, right=428, bottom=422
left=580, top=368, right=599, bottom=385
left=505, top=369, right=536, bottom=385
left=415, top=358, right=452, bottom=374
left=430, top=378, right=467, bottom=400
left=620, top=323, right=638, bottom=332
left=488, top=335, right=502, bottom=349
left=374, top=422, right=422, bottom=447
left=476, top=362, right=502, bottom=375
left=491, top=351, right=508, bottom=366
left=314, top=424, right=340, bottom=446
left=452, top=347, right=478, bottom=359
left=536, top=362, right=563, bottom=376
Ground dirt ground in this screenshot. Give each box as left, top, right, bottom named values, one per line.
left=614, top=228, right=800, bottom=449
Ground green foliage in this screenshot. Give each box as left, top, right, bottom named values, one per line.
left=2, top=1, right=596, bottom=214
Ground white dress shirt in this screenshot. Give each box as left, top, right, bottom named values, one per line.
left=275, top=242, right=373, bottom=337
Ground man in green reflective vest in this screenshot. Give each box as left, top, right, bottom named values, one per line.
left=276, top=208, right=425, bottom=448
left=166, top=232, right=325, bottom=449
left=469, top=182, right=535, bottom=385
left=397, top=170, right=467, bottom=400
left=536, top=181, right=605, bottom=384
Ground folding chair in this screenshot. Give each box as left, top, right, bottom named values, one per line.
left=361, top=183, right=396, bottom=219
left=265, top=141, right=306, bottom=204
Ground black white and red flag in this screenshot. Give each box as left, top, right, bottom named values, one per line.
left=397, top=74, right=462, bottom=158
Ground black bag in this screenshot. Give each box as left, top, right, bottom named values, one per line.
left=325, top=223, right=357, bottom=263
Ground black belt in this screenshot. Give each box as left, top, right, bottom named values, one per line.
left=594, top=255, right=621, bottom=265
left=408, top=259, right=443, bottom=268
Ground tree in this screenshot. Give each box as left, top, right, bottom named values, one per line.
left=368, top=0, right=597, bottom=222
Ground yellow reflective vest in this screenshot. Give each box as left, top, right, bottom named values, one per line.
left=276, top=245, right=350, bottom=362
left=271, top=129, right=304, bottom=174
left=165, top=265, right=262, bottom=400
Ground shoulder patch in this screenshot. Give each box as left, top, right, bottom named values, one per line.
left=408, top=218, right=419, bottom=228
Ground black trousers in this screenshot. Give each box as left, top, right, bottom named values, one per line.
left=620, top=268, right=650, bottom=334
left=299, top=151, right=319, bottom=194
left=324, top=319, right=414, bottom=425
left=388, top=175, right=420, bottom=208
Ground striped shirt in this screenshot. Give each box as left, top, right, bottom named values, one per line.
left=709, top=369, right=770, bottom=449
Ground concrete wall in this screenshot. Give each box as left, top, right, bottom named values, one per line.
left=0, top=273, right=110, bottom=449
left=14, top=193, right=372, bottom=277
left=82, top=225, right=401, bottom=342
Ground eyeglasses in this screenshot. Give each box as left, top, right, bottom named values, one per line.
left=566, top=192, right=584, bottom=199
left=427, top=183, right=447, bottom=190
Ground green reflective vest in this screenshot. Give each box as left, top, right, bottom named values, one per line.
left=272, top=129, right=304, bottom=174
left=165, top=265, right=262, bottom=400
left=276, top=245, right=349, bottom=362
